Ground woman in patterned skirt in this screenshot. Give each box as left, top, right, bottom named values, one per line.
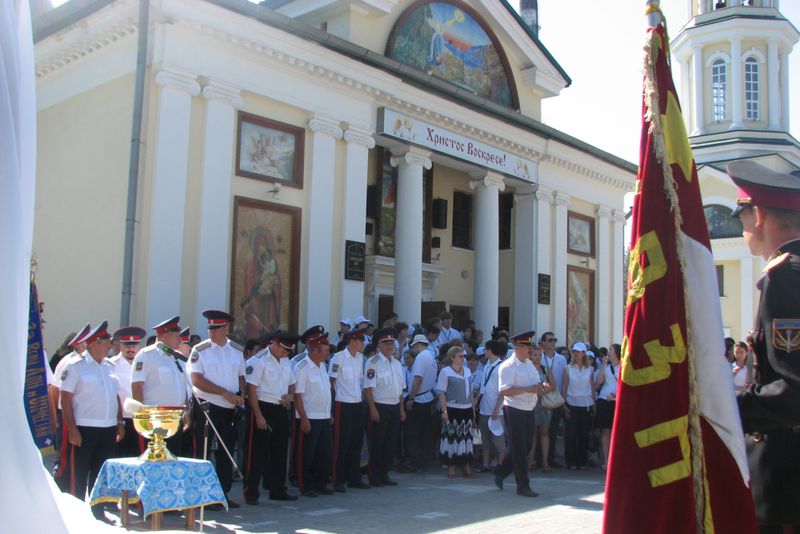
left=437, top=345, right=475, bottom=478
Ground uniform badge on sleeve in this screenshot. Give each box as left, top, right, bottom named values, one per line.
left=61, top=370, right=68, bottom=381
left=331, top=363, right=340, bottom=373
left=135, top=362, right=143, bottom=371
left=246, top=365, right=253, bottom=375
left=773, top=319, right=800, bottom=352
left=367, top=368, right=375, bottom=379
left=191, top=353, right=199, bottom=363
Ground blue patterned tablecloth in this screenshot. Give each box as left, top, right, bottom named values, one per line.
left=90, top=457, right=226, bottom=517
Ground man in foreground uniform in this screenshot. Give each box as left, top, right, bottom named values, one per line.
left=728, top=161, right=800, bottom=533
left=242, top=331, right=300, bottom=504
left=109, top=326, right=146, bottom=457
left=188, top=310, right=245, bottom=509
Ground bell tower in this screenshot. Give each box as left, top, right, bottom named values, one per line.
left=671, top=0, right=800, bottom=164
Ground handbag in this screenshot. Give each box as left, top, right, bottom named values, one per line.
left=541, top=388, right=565, bottom=410
left=470, top=426, right=482, bottom=446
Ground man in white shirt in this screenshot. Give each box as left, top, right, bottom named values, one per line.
left=400, top=334, right=437, bottom=472
left=188, top=310, right=245, bottom=509
left=108, top=326, right=146, bottom=457
left=329, top=329, right=370, bottom=492
left=493, top=331, right=552, bottom=498
left=436, top=311, right=462, bottom=349
left=293, top=326, right=333, bottom=497
left=477, top=339, right=507, bottom=471
left=540, top=331, right=567, bottom=468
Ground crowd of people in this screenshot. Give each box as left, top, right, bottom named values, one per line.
left=45, top=307, right=633, bottom=521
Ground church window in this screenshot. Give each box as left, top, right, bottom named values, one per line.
left=704, top=204, right=742, bottom=239
left=452, top=190, right=473, bottom=249
left=745, top=57, right=760, bottom=120
left=712, top=59, right=727, bottom=122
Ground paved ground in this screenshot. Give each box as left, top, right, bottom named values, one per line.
left=112, top=466, right=607, bottom=533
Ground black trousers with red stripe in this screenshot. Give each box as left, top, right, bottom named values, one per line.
left=332, top=401, right=365, bottom=486
left=242, top=401, right=291, bottom=501
left=367, top=403, right=400, bottom=483
left=296, top=418, right=332, bottom=493
left=192, top=403, right=237, bottom=494
left=59, top=425, right=116, bottom=501
left=495, top=406, right=534, bottom=492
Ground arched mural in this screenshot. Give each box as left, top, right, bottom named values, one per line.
left=386, top=0, right=518, bottom=108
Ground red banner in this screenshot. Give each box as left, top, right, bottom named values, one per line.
left=602, top=14, right=757, bottom=534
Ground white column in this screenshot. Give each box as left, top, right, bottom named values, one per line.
left=305, top=115, right=343, bottom=327
left=145, top=68, right=200, bottom=328
left=768, top=40, right=781, bottom=130
left=740, top=257, right=754, bottom=341
left=595, top=206, right=612, bottom=346
left=553, top=192, right=570, bottom=343
left=611, top=210, right=626, bottom=343
left=341, top=126, right=375, bottom=320
left=194, top=82, right=242, bottom=329
left=692, top=48, right=705, bottom=135
left=730, top=37, right=743, bottom=129
left=535, top=187, right=555, bottom=335
left=681, top=58, right=692, bottom=132
left=698, top=0, right=707, bottom=15
left=512, top=185, right=538, bottom=333
left=390, top=147, right=431, bottom=326
left=780, top=52, right=790, bottom=130
left=470, top=172, right=505, bottom=336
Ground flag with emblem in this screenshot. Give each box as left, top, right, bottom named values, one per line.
left=23, top=281, right=55, bottom=455
left=602, top=5, right=757, bottom=533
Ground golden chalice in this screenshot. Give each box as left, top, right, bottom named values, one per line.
left=132, top=405, right=185, bottom=461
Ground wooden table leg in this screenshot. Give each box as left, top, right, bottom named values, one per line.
left=120, top=491, right=129, bottom=529
left=150, top=511, right=162, bottom=531
left=185, top=508, right=195, bottom=530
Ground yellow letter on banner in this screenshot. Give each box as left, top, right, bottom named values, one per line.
left=634, top=415, right=691, bottom=488
left=621, top=324, right=687, bottom=386
left=627, top=231, right=667, bottom=305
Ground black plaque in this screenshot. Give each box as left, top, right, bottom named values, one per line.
left=537, top=274, right=551, bottom=305
left=345, top=240, right=366, bottom=281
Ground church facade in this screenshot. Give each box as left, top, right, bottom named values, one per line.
left=32, top=0, right=634, bottom=350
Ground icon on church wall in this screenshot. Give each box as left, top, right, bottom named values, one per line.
left=567, top=266, right=594, bottom=347
left=386, top=0, right=517, bottom=109
left=567, top=212, right=595, bottom=257
left=236, top=112, right=305, bottom=188
left=230, top=197, right=300, bottom=342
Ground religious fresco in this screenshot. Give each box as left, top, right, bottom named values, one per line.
left=387, top=1, right=515, bottom=108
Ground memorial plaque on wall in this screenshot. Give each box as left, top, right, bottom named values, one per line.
left=538, top=274, right=551, bottom=305
left=345, top=240, right=366, bottom=281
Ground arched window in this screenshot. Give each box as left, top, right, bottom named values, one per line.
left=704, top=205, right=742, bottom=239
left=745, top=57, right=760, bottom=120
left=712, top=59, right=727, bottom=121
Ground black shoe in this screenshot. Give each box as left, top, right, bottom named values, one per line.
left=349, top=481, right=371, bottom=489
left=334, top=484, right=347, bottom=493
left=226, top=499, right=240, bottom=509
left=269, top=493, right=298, bottom=501
left=517, top=488, right=539, bottom=498
left=205, top=503, right=225, bottom=511
left=302, top=490, right=319, bottom=498
left=317, top=487, right=334, bottom=495
left=550, top=461, right=564, bottom=468
left=494, top=471, right=504, bottom=491
left=245, top=499, right=258, bottom=506
left=369, top=479, right=384, bottom=487
left=380, top=477, right=397, bottom=486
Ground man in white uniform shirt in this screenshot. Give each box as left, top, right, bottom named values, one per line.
left=58, top=321, right=124, bottom=523
left=493, top=331, right=552, bottom=498
left=364, top=328, right=406, bottom=487
left=293, top=326, right=334, bottom=497
left=539, top=331, right=567, bottom=468
left=242, top=332, right=300, bottom=505
left=109, top=326, right=146, bottom=457
left=329, top=328, right=371, bottom=492
left=400, top=334, right=437, bottom=472
left=131, top=316, right=190, bottom=456
left=188, top=310, right=245, bottom=509
left=436, top=311, right=462, bottom=349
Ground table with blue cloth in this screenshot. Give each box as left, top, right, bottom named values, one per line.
left=90, top=457, right=226, bottom=530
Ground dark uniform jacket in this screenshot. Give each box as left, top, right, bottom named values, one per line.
left=738, top=238, right=800, bottom=525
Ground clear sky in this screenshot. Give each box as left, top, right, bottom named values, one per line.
left=529, top=0, right=800, bottom=164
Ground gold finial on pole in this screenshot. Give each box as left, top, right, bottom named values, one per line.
left=30, top=254, right=39, bottom=282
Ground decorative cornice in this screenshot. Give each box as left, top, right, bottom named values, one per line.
left=534, top=187, right=555, bottom=202
left=202, top=81, right=243, bottom=109
left=553, top=191, right=571, bottom=207
left=155, top=68, right=201, bottom=96
left=596, top=206, right=612, bottom=219
left=469, top=172, right=506, bottom=192
left=308, top=116, right=343, bottom=139
left=611, top=210, right=627, bottom=224
left=390, top=147, right=432, bottom=170
left=344, top=127, right=376, bottom=149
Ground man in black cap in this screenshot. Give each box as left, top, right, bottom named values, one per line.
left=188, top=310, right=245, bottom=509
left=493, top=330, right=552, bottom=498
left=58, top=321, right=124, bottom=523
left=728, top=160, right=800, bottom=531
left=109, top=326, right=147, bottom=457
left=242, top=332, right=300, bottom=504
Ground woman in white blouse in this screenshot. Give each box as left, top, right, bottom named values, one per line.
left=594, top=343, right=619, bottom=470
left=732, top=341, right=750, bottom=393
left=437, top=345, right=475, bottom=478
left=561, top=342, right=595, bottom=470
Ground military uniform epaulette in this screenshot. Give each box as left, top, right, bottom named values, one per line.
left=102, top=358, right=114, bottom=367
left=789, top=254, right=800, bottom=271
left=369, top=354, right=381, bottom=364
left=253, top=347, right=269, bottom=359
left=296, top=359, right=308, bottom=369
left=764, top=252, right=791, bottom=273
left=194, top=340, right=212, bottom=351
left=229, top=340, right=243, bottom=352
